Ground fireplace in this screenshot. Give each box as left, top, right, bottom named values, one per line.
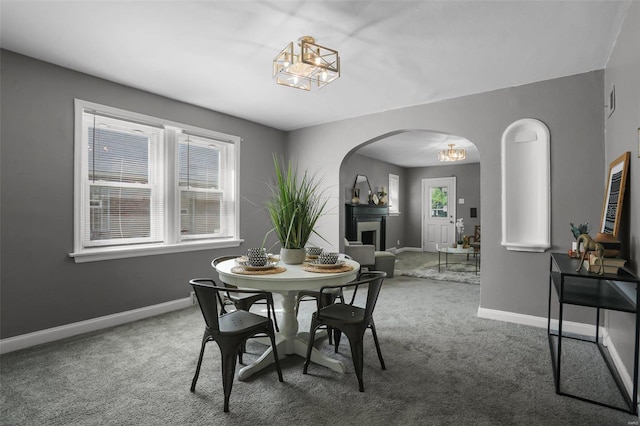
left=345, top=204, right=388, bottom=250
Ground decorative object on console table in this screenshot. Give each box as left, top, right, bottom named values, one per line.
left=594, top=232, right=622, bottom=257
left=575, top=233, right=605, bottom=275
left=582, top=252, right=627, bottom=274
left=569, top=222, right=590, bottom=257
left=265, top=156, right=328, bottom=265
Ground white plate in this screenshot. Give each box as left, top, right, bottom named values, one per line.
left=237, top=261, right=279, bottom=271
left=308, top=260, right=345, bottom=269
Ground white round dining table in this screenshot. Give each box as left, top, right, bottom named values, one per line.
left=214, top=257, right=360, bottom=380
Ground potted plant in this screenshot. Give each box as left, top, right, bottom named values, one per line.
left=569, top=222, right=591, bottom=254
left=265, top=156, right=328, bottom=264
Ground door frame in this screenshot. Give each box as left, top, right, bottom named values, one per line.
left=422, top=177, right=457, bottom=252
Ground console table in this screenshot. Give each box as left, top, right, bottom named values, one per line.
left=547, top=252, right=639, bottom=414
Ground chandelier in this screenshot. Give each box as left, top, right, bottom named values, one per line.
left=273, top=36, right=340, bottom=91
left=438, top=144, right=466, bottom=162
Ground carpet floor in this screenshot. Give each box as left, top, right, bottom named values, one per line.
left=1, top=265, right=637, bottom=425
left=396, top=250, right=480, bottom=284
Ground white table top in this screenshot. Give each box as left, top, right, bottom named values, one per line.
left=214, top=258, right=360, bottom=293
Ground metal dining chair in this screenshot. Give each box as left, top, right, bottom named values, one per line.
left=189, top=278, right=283, bottom=412
left=303, top=271, right=387, bottom=392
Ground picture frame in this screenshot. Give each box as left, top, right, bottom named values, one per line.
left=600, top=151, right=630, bottom=237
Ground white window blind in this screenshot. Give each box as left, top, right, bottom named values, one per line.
left=83, top=112, right=164, bottom=247
left=178, top=133, right=233, bottom=239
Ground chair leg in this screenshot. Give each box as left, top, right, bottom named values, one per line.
left=220, top=348, right=240, bottom=413
left=346, top=330, right=366, bottom=392
left=238, top=343, right=244, bottom=365
left=268, top=328, right=284, bottom=382
left=369, top=323, right=386, bottom=370
left=190, top=334, right=210, bottom=392
left=303, top=321, right=319, bottom=374
left=334, top=329, right=342, bottom=353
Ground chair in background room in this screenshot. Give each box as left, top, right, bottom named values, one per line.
left=303, top=271, right=387, bottom=392
left=343, top=239, right=395, bottom=278
left=467, top=225, right=481, bottom=260
left=189, top=278, right=283, bottom=412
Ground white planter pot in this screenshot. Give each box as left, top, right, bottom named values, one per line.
left=280, top=248, right=306, bottom=265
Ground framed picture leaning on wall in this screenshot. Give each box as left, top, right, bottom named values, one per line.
left=600, top=151, right=630, bottom=237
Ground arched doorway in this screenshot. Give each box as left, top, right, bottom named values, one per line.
left=339, top=129, right=481, bottom=278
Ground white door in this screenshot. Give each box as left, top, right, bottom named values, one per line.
left=422, top=177, right=456, bottom=252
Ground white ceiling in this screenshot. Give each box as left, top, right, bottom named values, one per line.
left=0, top=1, right=630, bottom=167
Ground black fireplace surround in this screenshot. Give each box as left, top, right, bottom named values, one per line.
left=345, top=204, right=388, bottom=250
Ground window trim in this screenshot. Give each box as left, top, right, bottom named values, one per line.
left=70, top=99, right=242, bottom=263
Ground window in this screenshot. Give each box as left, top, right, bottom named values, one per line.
left=430, top=186, right=448, bottom=218
left=72, top=100, right=240, bottom=262
left=389, top=174, right=400, bottom=214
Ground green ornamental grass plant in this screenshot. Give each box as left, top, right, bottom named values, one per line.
left=265, top=156, right=328, bottom=250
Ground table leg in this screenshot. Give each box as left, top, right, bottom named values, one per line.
left=237, top=291, right=345, bottom=381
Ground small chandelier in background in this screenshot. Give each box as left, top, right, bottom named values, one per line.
left=273, top=36, right=340, bottom=91
left=438, top=144, right=466, bottom=162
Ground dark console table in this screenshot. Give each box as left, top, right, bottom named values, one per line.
left=547, top=252, right=639, bottom=414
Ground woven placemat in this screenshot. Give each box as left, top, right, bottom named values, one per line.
left=302, top=264, right=354, bottom=274
left=231, top=266, right=287, bottom=275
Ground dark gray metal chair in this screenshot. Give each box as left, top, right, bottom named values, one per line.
left=303, top=271, right=386, bottom=392
left=189, top=278, right=283, bottom=412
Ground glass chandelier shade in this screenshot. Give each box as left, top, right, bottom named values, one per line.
left=438, top=144, right=466, bottom=162
left=273, top=36, right=340, bottom=91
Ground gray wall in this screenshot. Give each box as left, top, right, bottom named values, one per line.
left=0, top=50, right=286, bottom=339
left=340, top=153, right=405, bottom=249
left=603, top=2, right=640, bottom=388
left=287, top=71, right=605, bottom=324
left=405, top=163, right=481, bottom=248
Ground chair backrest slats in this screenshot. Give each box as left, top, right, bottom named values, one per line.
left=322, top=271, right=385, bottom=319
left=361, top=272, right=385, bottom=318
left=190, top=279, right=221, bottom=331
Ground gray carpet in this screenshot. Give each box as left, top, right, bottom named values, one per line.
left=1, top=273, right=636, bottom=425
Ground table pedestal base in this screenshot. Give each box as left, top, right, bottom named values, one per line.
left=238, top=334, right=346, bottom=380
left=237, top=291, right=346, bottom=381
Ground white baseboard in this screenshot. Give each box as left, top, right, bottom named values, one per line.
left=0, top=297, right=193, bottom=354
left=477, top=306, right=597, bottom=335
left=478, top=306, right=638, bottom=413
left=602, top=328, right=637, bottom=409
left=397, top=246, right=422, bottom=253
